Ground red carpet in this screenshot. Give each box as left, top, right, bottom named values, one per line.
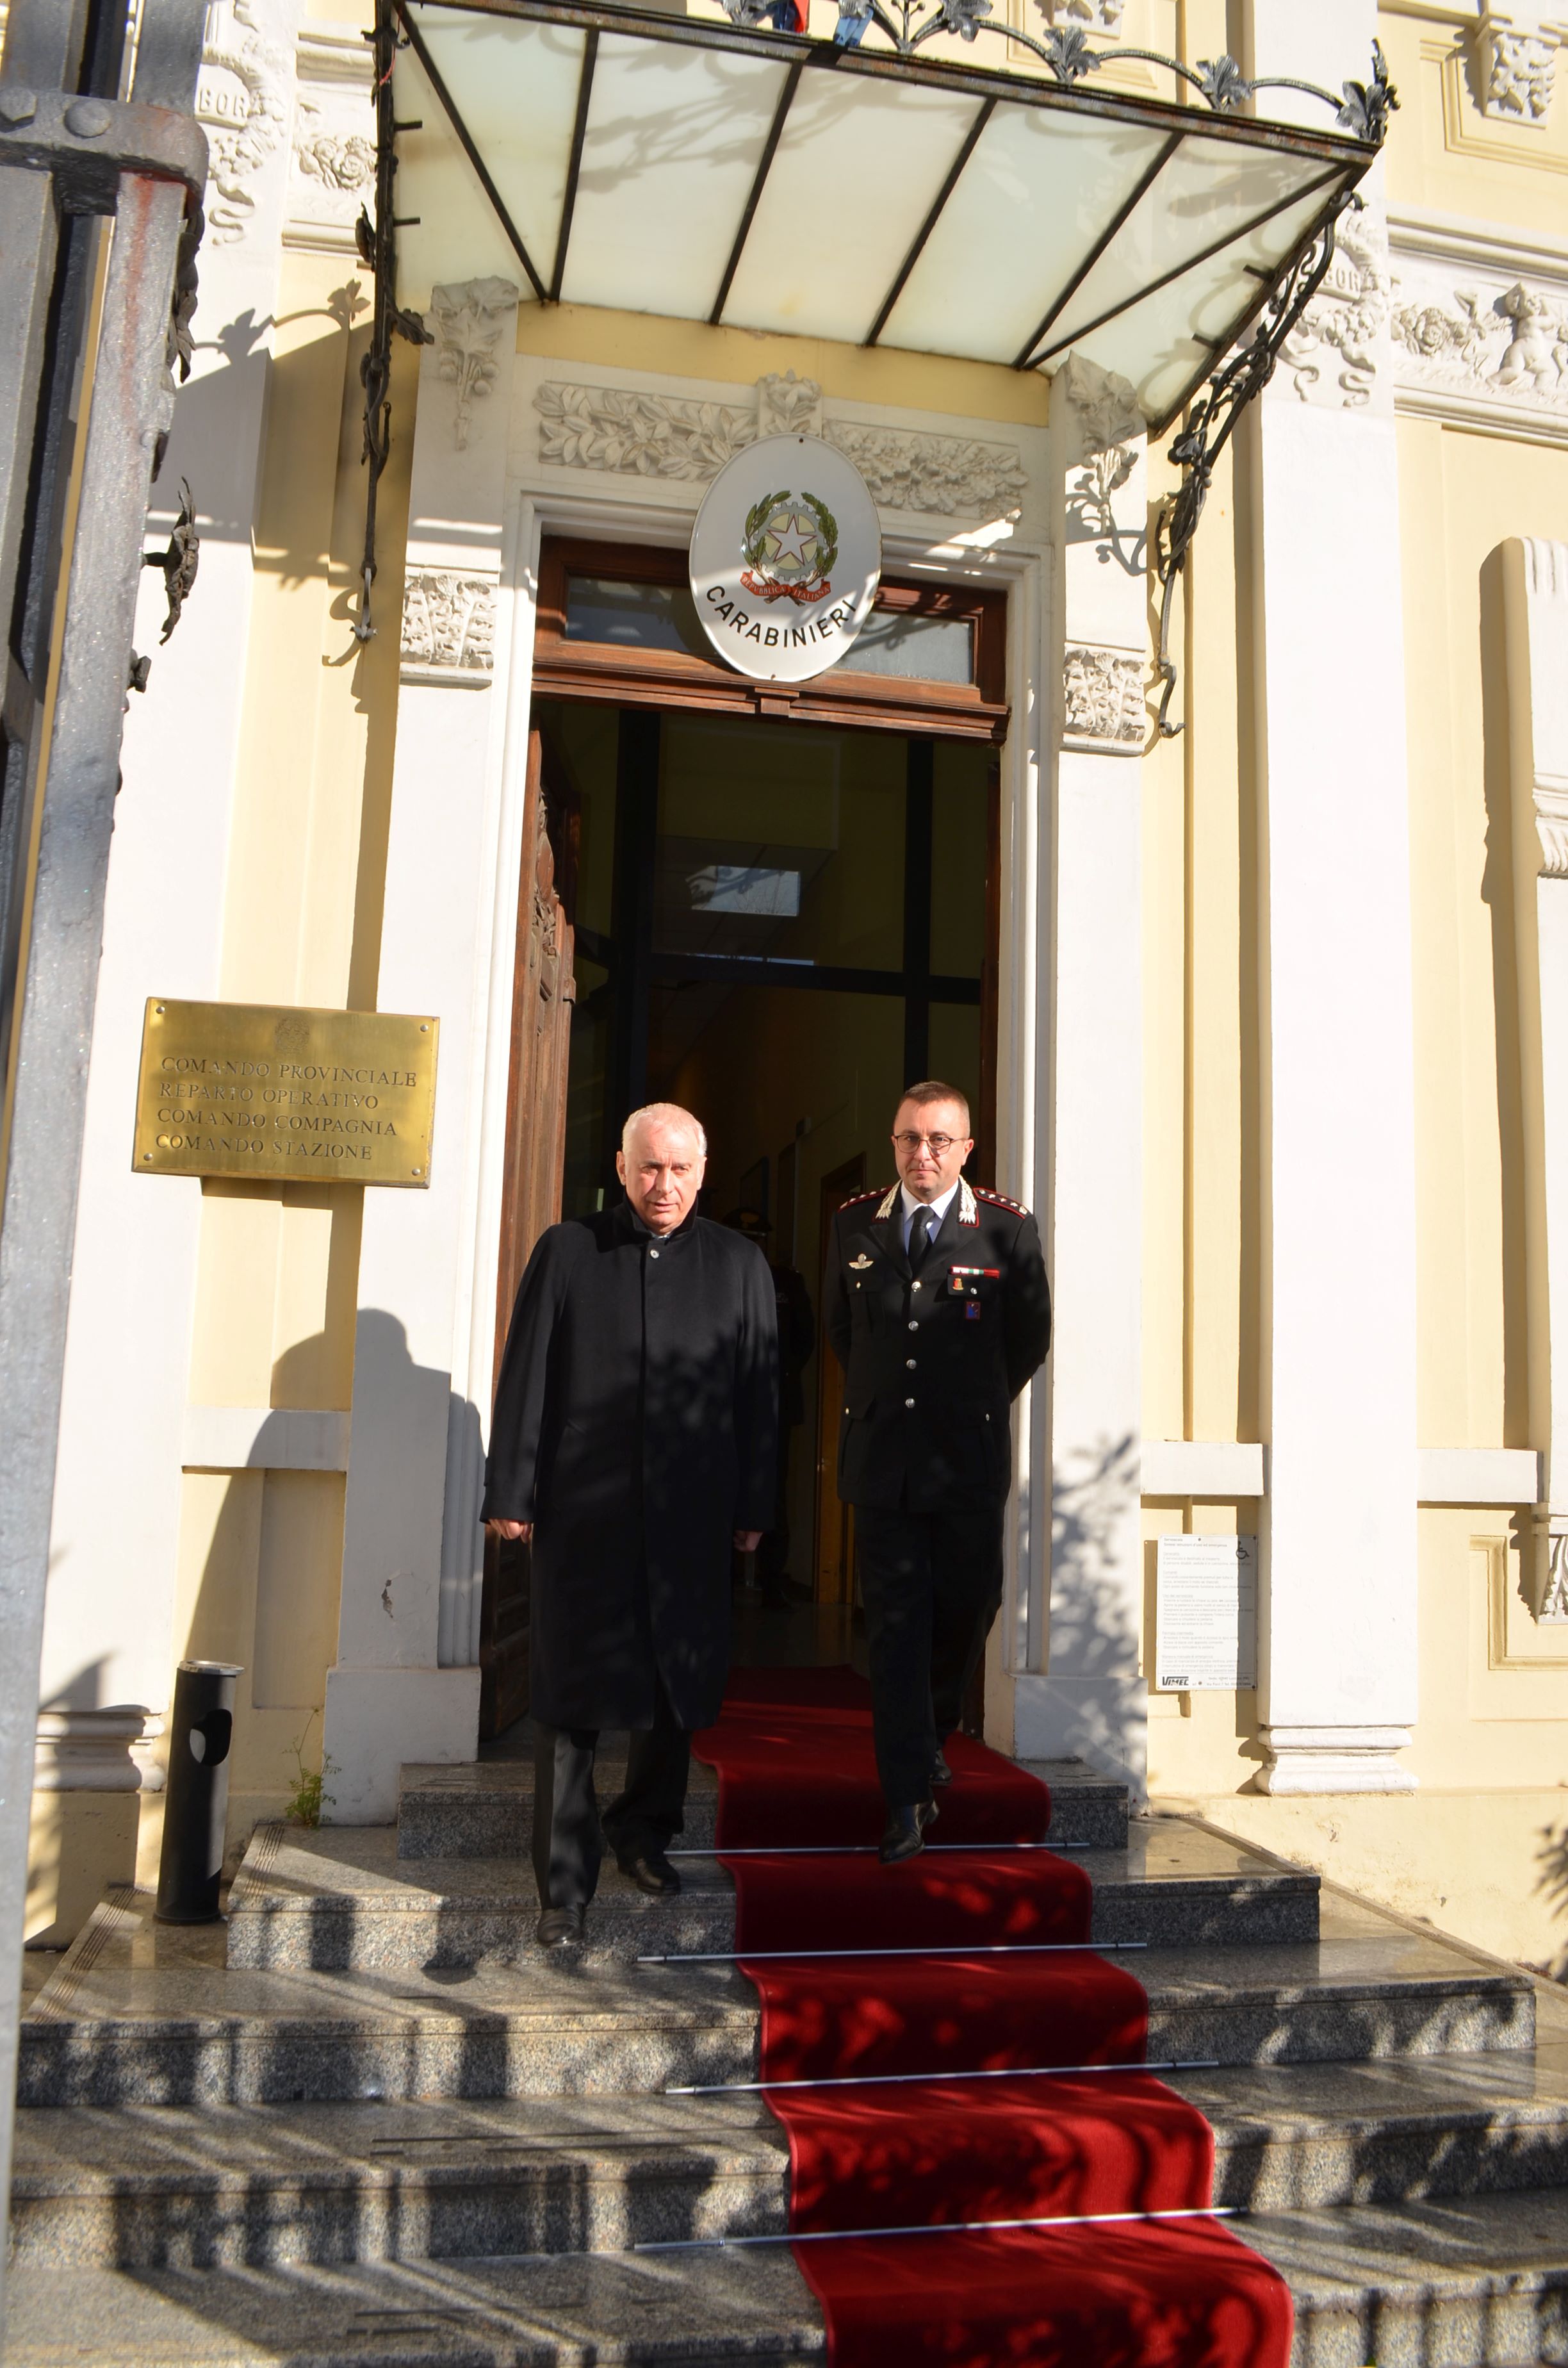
left=693, top=1667, right=1293, bottom=2368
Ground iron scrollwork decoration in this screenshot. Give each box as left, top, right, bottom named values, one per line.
left=727, top=0, right=1399, bottom=144
left=1151, top=193, right=1357, bottom=739
left=355, top=0, right=434, bottom=645
left=142, top=479, right=200, bottom=646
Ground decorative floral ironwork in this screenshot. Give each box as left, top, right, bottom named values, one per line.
left=1151, top=195, right=1357, bottom=738
left=355, top=0, right=434, bottom=645
left=750, top=0, right=1401, bottom=143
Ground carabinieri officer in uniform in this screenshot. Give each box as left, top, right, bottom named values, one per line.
left=825, top=1080, right=1051, bottom=1863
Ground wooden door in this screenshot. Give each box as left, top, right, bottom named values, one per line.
left=480, top=728, right=576, bottom=1741
left=813, top=1153, right=865, bottom=1607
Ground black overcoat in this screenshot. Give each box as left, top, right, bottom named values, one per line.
left=825, top=1180, right=1051, bottom=1513
left=482, top=1201, right=779, bottom=1730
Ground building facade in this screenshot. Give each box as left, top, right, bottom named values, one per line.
left=24, top=0, right=1568, bottom=1972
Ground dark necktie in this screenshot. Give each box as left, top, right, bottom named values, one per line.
left=909, top=1206, right=937, bottom=1273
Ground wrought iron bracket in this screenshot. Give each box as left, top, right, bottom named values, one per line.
left=355, top=0, right=434, bottom=645
left=1150, top=191, right=1357, bottom=741
left=0, top=88, right=208, bottom=216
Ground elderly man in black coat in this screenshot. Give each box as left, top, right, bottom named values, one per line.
left=484, top=1103, right=778, bottom=1948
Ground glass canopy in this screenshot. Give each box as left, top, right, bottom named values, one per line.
left=390, top=0, right=1380, bottom=430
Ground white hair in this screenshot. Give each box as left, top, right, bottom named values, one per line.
left=621, top=1102, right=708, bottom=1158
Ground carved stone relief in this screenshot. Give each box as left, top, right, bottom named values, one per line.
left=1038, top=0, right=1124, bottom=28
left=1057, top=350, right=1144, bottom=458
left=287, top=25, right=373, bottom=251
left=197, top=0, right=292, bottom=244
left=1280, top=208, right=1391, bottom=409
left=1473, top=14, right=1562, bottom=122
left=401, top=571, right=498, bottom=675
left=1061, top=645, right=1144, bottom=748
left=534, top=375, right=1029, bottom=522
left=430, top=278, right=521, bottom=450
left=1389, top=261, right=1568, bottom=422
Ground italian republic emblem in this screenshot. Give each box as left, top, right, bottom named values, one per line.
left=740, top=489, right=839, bottom=605
left=689, top=433, right=880, bottom=683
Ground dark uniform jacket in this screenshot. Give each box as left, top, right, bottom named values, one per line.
left=482, top=1201, right=778, bottom=1731
left=825, top=1178, right=1051, bottom=1513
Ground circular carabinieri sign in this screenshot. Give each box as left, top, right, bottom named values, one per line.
left=689, top=434, right=881, bottom=684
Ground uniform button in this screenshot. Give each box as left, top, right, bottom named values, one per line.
left=649, top=1247, right=660, bottom=1260
left=911, top=1281, right=922, bottom=1293
left=905, top=1358, right=916, bottom=1369
left=904, top=1396, right=915, bottom=1408
left=908, top=1321, right=918, bottom=1332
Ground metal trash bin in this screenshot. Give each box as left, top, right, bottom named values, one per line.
left=156, top=1659, right=243, bottom=1924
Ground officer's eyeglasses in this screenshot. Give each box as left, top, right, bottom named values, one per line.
left=894, top=1131, right=959, bottom=1155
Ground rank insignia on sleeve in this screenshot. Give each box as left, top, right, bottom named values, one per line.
left=849, top=1253, right=874, bottom=1269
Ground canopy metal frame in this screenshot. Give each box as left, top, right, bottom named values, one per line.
left=351, top=0, right=1394, bottom=738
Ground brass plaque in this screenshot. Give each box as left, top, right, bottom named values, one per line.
left=134, top=999, right=438, bottom=1186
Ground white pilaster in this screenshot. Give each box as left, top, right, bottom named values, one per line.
left=38, top=0, right=301, bottom=1766
left=1503, top=540, right=1568, bottom=1620
left=1246, top=0, right=1419, bottom=1795
left=1012, top=355, right=1148, bottom=1795
left=323, top=276, right=523, bottom=1821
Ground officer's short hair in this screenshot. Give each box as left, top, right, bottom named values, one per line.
left=895, top=1080, right=971, bottom=1132
left=622, top=1103, right=708, bottom=1158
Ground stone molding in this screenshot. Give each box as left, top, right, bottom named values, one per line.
left=533, top=374, right=1029, bottom=523
left=430, top=278, right=520, bottom=450
left=1061, top=644, right=1144, bottom=752
left=34, top=1709, right=166, bottom=1794
left=197, top=0, right=293, bottom=245
left=1280, top=207, right=1392, bottom=411
left=1258, top=1725, right=1418, bottom=1795
left=400, top=570, right=498, bottom=680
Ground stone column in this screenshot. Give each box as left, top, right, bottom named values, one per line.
left=1013, top=355, right=1148, bottom=1794
left=323, top=276, right=521, bottom=1821
left=1504, top=541, right=1568, bottom=1622
left=37, top=0, right=302, bottom=1857
left=1245, top=0, right=1419, bottom=1794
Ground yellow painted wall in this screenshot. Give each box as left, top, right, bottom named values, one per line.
left=1137, top=8, right=1568, bottom=1969
left=149, top=246, right=416, bottom=1870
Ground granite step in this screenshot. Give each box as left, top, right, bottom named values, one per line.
left=17, top=2050, right=1568, bottom=2271
left=225, top=1818, right=1319, bottom=1974
left=13, top=2187, right=1568, bottom=2368
left=396, top=1753, right=1130, bottom=1861
left=18, top=1886, right=1533, bottom=2110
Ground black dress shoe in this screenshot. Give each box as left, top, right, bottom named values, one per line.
left=616, top=1850, right=682, bottom=1897
left=931, top=1749, right=954, bottom=1786
left=535, top=1903, right=587, bottom=1948
left=878, top=1799, right=938, bottom=1864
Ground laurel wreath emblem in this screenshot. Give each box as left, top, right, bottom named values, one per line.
left=740, top=488, right=839, bottom=604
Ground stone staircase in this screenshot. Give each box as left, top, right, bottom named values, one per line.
left=10, top=1749, right=1568, bottom=2365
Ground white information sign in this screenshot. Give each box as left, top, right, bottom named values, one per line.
left=1155, top=1534, right=1257, bottom=1692
left=689, top=433, right=881, bottom=684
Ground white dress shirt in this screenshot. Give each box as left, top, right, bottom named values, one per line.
left=900, top=1180, right=958, bottom=1256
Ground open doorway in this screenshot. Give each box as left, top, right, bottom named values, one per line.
left=481, top=541, right=1005, bottom=1728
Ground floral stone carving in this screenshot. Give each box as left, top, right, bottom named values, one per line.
left=1280, top=208, right=1390, bottom=409
left=534, top=378, right=1029, bottom=522
left=197, top=0, right=291, bottom=244
left=401, top=572, right=497, bottom=673
left=1474, top=17, right=1560, bottom=123
left=1062, top=645, right=1144, bottom=746
left=430, top=279, right=521, bottom=450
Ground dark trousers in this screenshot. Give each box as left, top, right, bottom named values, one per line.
left=854, top=1497, right=1006, bottom=1808
left=756, top=1421, right=796, bottom=1593
left=530, top=1668, right=691, bottom=1909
